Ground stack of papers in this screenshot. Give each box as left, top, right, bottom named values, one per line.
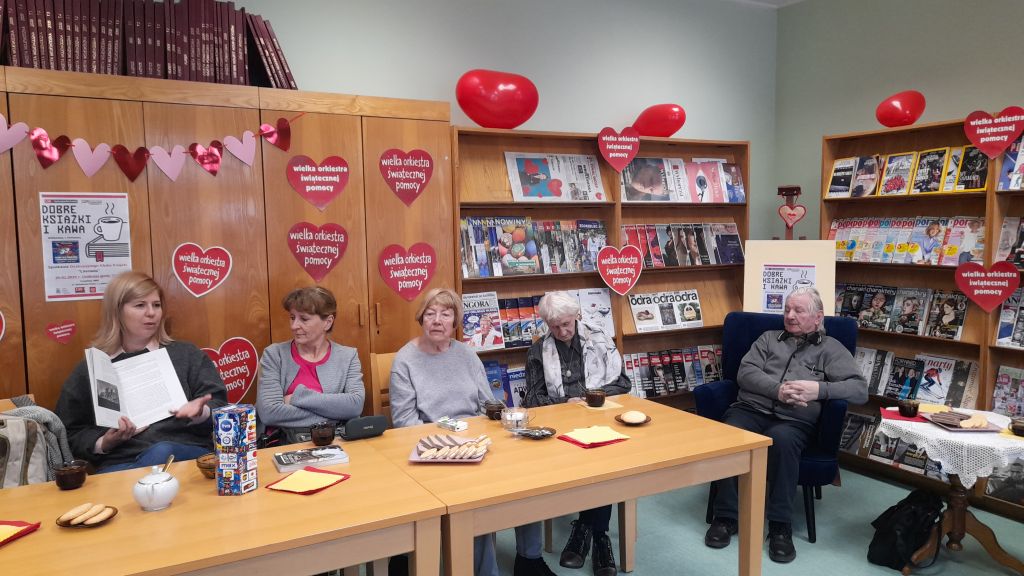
left=559, top=426, right=630, bottom=448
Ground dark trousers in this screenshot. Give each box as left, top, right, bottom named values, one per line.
left=711, top=403, right=813, bottom=524
left=579, top=504, right=613, bottom=533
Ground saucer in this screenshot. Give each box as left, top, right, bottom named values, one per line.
left=515, top=426, right=556, bottom=440
left=56, top=506, right=118, bottom=528
left=615, top=414, right=652, bottom=426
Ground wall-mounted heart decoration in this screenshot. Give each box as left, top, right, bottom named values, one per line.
left=172, top=243, right=233, bottom=297
left=111, top=145, right=150, bottom=182
left=0, top=114, right=29, bottom=154
left=964, top=106, right=1024, bottom=159
left=189, top=141, right=223, bottom=176
left=286, top=155, right=349, bottom=210
left=71, top=138, right=111, bottom=177
left=597, top=245, right=643, bottom=295
left=287, top=222, right=349, bottom=282
left=224, top=130, right=257, bottom=166
left=30, top=128, right=71, bottom=168
left=379, top=149, right=433, bottom=207
left=379, top=243, right=437, bottom=301
left=150, top=145, right=188, bottom=181
left=46, top=320, right=77, bottom=344
left=597, top=127, right=640, bottom=173
left=202, top=337, right=258, bottom=403
left=259, top=117, right=291, bottom=151
left=955, top=261, right=1020, bottom=313
left=778, top=205, right=807, bottom=229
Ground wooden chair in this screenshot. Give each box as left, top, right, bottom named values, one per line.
left=369, top=352, right=397, bottom=426
left=0, top=395, right=34, bottom=411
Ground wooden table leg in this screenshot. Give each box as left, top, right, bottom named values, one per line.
left=963, top=508, right=1024, bottom=574
left=442, top=512, right=474, bottom=576
left=945, top=475, right=969, bottom=552
left=618, top=499, right=637, bottom=573
left=412, top=517, right=441, bottom=576
left=738, top=447, right=767, bottom=576
left=904, top=510, right=952, bottom=574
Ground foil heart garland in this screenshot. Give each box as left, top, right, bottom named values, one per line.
left=111, top=145, right=150, bottom=182
left=223, top=130, right=256, bottom=166
left=259, top=117, right=291, bottom=151
left=189, top=141, right=224, bottom=176
left=30, top=127, right=71, bottom=168
left=71, top=138, right=112, bottom=177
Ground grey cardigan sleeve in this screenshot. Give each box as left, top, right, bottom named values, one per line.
left=736, top=333, right=783, bottom=401
left=816, top=341, right=869, bottom=404
left=389, top=357, right=423, bottom=428
left=290, top=347, right=366, bottom=422
left=255, top=343, right=322, bottom=428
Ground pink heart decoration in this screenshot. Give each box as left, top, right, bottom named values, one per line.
left=597, top=245, right=643, bottom=295
left=224, top=130, right=257, bottom=166
left=202, top=337, right=258, bottom=403
left=964, top=106, right=1024, bottom=159
left=955, top=261, right=1021, bottom=313
left=45, top=320, right=77, bottom=344
left=287, top=222, right=349, bottom=282
left=286, top=155, right=350, bottom=210
left=71, top=138, right=111, bottom=177
left=379, top=149, right=433, bottom=207
left=0, top=309, right=5, bottom=343
left=778, top=205, right=807, bottom=229
left=0, top=114, right=29, bottom=154
left=111, top=145, right=150, bottom=182
left=172, top=242, right=233, bottom=297
left=597, top=127, right=641, bottom=173
left=378, top=243, right=437, bottom=301
left=189, top=141, right=223, bottom=176
left=150, top=145, right=188, bottom=181
left=259, top=117, right=291, bottom=151
left=30, top=128, right=71, bottom=168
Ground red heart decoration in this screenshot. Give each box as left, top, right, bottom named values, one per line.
left=955, top=261, right=1021, bottom=313
left=45, top=320, right=77, bottom=344
left=287, top=222, right=349, bottom=282
left=259, top=117, right=291, bottom=151
left=202, top=337, right=258, bottom=403
left=598, top=127, right=641, bottom=173
left=30, top=128, right=71, bottom=168
left=597, top=245, right=643, bottom=296
left=286, top=155, right=350, bottom=210
left=778, top=205, right=807, bottom=229
left=189, top=141, right=223, bottom=176
left=964, top=106, right=1024, bottom=159
left=875, top=90, right=926, bottom=128
left=379, top=149, right=434, bottom=206
left=111, top=145, right=150, bottom=182
left=378, top=243, right=437, bottom=301
left=455, top=69, right=539, bottom=129
left=172, top=242, right=233, bottom=297
left=632, top=104, right=686, bottom=137
left=547, top=179, right=563, bottom=196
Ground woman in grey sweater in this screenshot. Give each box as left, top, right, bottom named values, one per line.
left=256, top=287, right=364, bottom=441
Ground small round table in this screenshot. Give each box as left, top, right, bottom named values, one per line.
left=879, top=410, right=1024, bottom=575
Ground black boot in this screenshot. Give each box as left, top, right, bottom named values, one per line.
left=704, top=517, right=738, bottom=549
left=767, top=521, right=796, bottom=563
left=514, top=554, right=557, bottom=576
left=592, top=532, right=617, bottom=576
left=560, top=519, right=592, bottom=569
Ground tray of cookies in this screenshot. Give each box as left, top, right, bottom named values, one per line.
left=409, top=434, right=492, bottom=463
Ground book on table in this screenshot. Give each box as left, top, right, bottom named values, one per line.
left=86, top=347, right=189, bottom=429
left=272, top=445, right=349, bottom=473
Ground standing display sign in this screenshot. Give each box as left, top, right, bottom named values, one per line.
left=743, top=240, right=835, bottom=315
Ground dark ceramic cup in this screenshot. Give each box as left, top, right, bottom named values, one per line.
left=586, top=389, right=607, bottom=408
left=310, top=422, right=335, bottom=446
left=56, top=460, right=88, bottom=490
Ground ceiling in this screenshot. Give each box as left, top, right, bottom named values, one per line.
left=724, top=0, right=807, bottom=8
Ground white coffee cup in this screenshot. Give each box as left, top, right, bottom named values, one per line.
left=94, top=216, right=124, bottom=241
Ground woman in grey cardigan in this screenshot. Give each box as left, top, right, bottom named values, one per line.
left=256, top=287, right=364, bottom=440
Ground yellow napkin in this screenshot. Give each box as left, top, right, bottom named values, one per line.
left=0, top=525, right=23, bottom=542
left=918, top=403, right=950, bottom=414
left=269, top=469, right=344, bottom=493
left=564, top=426, right=630, bottom=445
left=577, top=399, right=623, bottom=411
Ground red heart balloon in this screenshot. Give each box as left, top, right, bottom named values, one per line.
left=259, top=117, right=291, bottom=151
left=875, top=90, right=926, bottom=128
left=30, top=128, right=71, bottom=168
left=632, top=104, right=686, bottom=138
left=111, top=145, right=150, bottom=182
left=189, top=141, right=223, bottom=176
left=455, top=69, right=538, bottom=129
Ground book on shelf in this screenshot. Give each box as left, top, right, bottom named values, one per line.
left=272, top=445, right=348, bottom=473
left=889, top=286, right=932, bottom=335
left=503, top=152, right=605, bottom=203
left=879, top=152, right=916, bottom=195
left=940, top=146, right=963, bottom=192
left=984, top=461, right=1024, bottom=506
left=992, top=365, right=1024, bottom=418
left=628, top=289, right=703, bottom=333
left=461, top=292, right=504, bottom=351
left=954, top=146, right=989, bottom=192
left=924, top=290, right=968, bottom=341
left=909, top=148, right=948, bottom=194
left=507, top=366, right=527, bottom=407
left=856, top=285, right=896, bottom=331
left=878, top=356, right=925, bottom=400
left=850, top=155, right=882, bottom=197
left=826, top=157, right=855, bottom=198
left=620, top=157, right=691, bottom=202
left=997, top=134, right=1024, bottom=191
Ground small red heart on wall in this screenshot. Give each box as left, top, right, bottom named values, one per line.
left=597, top=127, right=640, bottom=173
left=111, top=145, right=150, bottom=182
left=31, top=128, right=71, bottom=168
left=46, top=321, right=77, bottom=344
left=597, top=245, right=643, bottom=295
left=189, top=141, right=223, bottom=176
left=172, top=243, right=233, bottom=297
left=963, top=106, right=1024, bottom=159
left=778, top=205, right=807, bottom=229
left=260, top=117, right=292, bottom=151
left=379, top=243, right=437, bottom=301
left=955, top=261, right=1020, bottom=313
left=202, top=337, right=259, bottom=403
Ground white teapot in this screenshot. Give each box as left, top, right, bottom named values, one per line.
left=133, top=466, right=180, bottom=511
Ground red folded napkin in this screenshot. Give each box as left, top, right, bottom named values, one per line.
left=0, top=520, right=40, bottom=548
left=879, top=407, right=927, bottom=423
left=265, top=466, right=350, bottom=495
left=557, top=435, right=629, bottom=449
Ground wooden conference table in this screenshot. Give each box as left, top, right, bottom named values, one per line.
left=367, top=395, right=772, bottom=576
left=1, top=441, right=444, bottom=576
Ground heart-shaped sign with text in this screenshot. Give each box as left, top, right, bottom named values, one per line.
left=287, top=222, right=349, bottom=282
left=172, top=243, right=233, bottom=297
left=379, top=243, right=437, bottom=301
left=598, top=245, right=643, bottom=295
left=955, top=261, right=1020, bottom=313
left=46, top=321, right=77, bottom=344
left=778, top=205, right=807, bottom=229
left=597, top=127, right=640, bottom=173
left=964, top=106, right=1024, bottom=159
left=286, top=155, right=350, bottom=210
left=202, top=337, right=259, bottom=403
left=379, top=149, right=433, bottom=207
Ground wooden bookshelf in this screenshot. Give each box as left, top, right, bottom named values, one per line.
left=452, top=127, right=749, bottom=404
left=821, top=118, right=1024, bottom=522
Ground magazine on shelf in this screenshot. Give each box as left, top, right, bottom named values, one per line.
left=578, top=288, right=615, bottom=340
left=827, top=157, right=855, bottom=198
left=992, top=366, right=1024, bottom=417
left=850, top=155, right=882, bottom=197
left=955, top=146, right=989, bottom=192
left=913, top=354, right=957, bottom=404
left=507, top=366, right=527, bottom=407
left=907, top=217, right=947, bottom=265
left=504, top=152, right=605, bottom=202
left=909, top=148, right=948, bottom=194
left=985, top=461, right=1024, bottom=506
left=925, top=290, right=968, bottom=341
left=997, top=134, right=1024, bottom=191
left=995, top=217, right=1021, bottom=263
left=711, top=222, right=745, bottom=264
left=880, top=356, right=925, bottom=400
left=838, top=412, right=876, bottom=455
left=85, top=347, right=189, bottom=429
left=685, top=161, right=726, bottom=203
left=721, top=163, right=746, bottom=203
left=879, top=152, right=916, bottom=195
left=628, top=290, right=703, bottom=333
left=940, top=146, right=964, bottom=192
left=867, top=432, right=900, bottom=464
left=656, top=224, right=679, bottom=267
left=838, top=283, right=867, bottom=319
left=944, top=359, right=979, bottom=409
left=272, top=445, right=349, bottom=473
left=888, top=217, right=917, bottom=264
left=995, top=288, right=1022, bottom=347
left=856, top=285, right=897, bottom=331
left=896, top=443, right=929, bottom=474
left=645, top=225, right=666, bottom=268
left=620, top=157, right=691, bottom=202
left=483, top=361, right=514, bottom=406
left=939, top=216, right=985, bottom=266
left=889, top=287, right=932, bottom=335
left=491, top=217, right=541, bottom=276
left=462, top=292, right=504, bottom=351
left=578, top=220, right=607, bottom=273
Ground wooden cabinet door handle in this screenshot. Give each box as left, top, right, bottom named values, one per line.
left=358, top=303, right=366, bottom=327
left=375, top=303, right=382, bottom=327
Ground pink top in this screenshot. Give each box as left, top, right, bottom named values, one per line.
left=286, top=342, right=330, bottom=395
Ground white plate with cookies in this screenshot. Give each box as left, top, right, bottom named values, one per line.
left=409, top=434, right=491, bottom=463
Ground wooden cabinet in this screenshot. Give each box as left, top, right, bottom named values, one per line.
left=452, top=127, right=749, bottom=407
left=0, top=84, right=25, bottom=400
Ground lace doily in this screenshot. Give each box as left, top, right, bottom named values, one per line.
left=878, top=410, right=1024, bottom=488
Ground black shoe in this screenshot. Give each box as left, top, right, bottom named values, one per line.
left=767, top=522, right=796, bottom=563
left=514, top=554, right=557, bottom=576
left=560, top=520, right=592, bottom=569
left=704, top=517, right=738, bottom=549
left=592, top=532, right=617, bottom=576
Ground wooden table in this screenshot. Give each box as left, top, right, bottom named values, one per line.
left=0, top=441, right=444, bottom=576
left=366, top=395, right=771, bottom=576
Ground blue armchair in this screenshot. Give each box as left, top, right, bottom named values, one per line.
left=693, top=311, right=857, bottom=543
